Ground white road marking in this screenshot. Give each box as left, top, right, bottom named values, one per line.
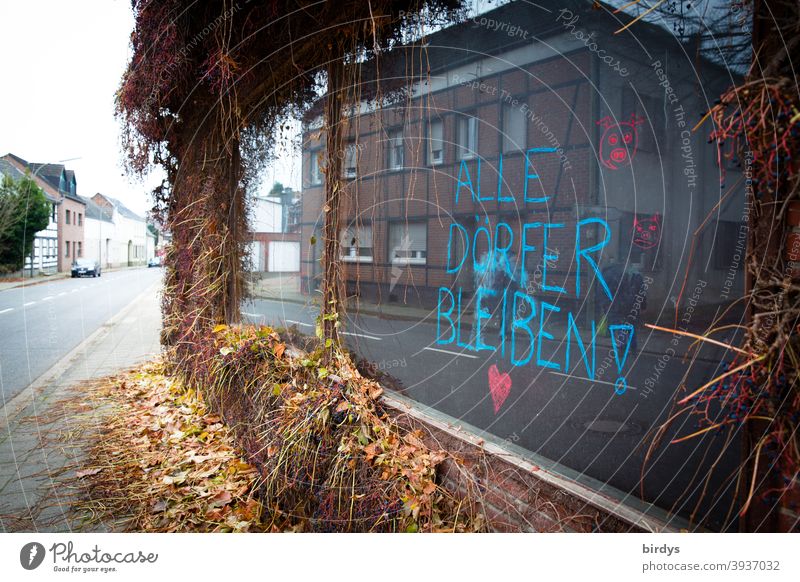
left=0, top=308, right=13, bottom=315
left=242, top=312, right=263, bottom=318
left=42, top=296, right=54, bottom=301
left=283, top=319, right=379, bottom=341
left=548, top=370, right=638, bottom=390
left=58, top=292, right=66, bottom=296
left=341, top=331, right=381, bottom=341
left=23, top=301, right=35, bottom=307
left=423, top=346, right=479, bottom=359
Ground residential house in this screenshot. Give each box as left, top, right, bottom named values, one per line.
left=249, top=187, right=301, bottom=272
left=299, top=0, right=743, bottom=322
left=297, top=0, right=747, bottom=528
left=1, top=153, right=85, bottom=273
left=91, top=193, right=148, bottom=267
left=0, top=157, right=60, bottom=275
left=146, top=225, right=157, bottom=262
left=89, top=193, right=149, bottom=267
left=81, top=195, right=115, bottom=266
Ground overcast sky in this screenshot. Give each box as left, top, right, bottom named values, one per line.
left=0, top=0, right=300, bottom=217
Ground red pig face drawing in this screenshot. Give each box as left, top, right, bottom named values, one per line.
left=632, top=214, right=660, bottom=250
left=597, top=114, right=644, bottom=170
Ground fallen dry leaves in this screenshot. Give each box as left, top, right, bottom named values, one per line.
left=69, top=360, right=264, bottom=532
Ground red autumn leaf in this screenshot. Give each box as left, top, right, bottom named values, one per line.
left=210, top=489, right=233, bottom=508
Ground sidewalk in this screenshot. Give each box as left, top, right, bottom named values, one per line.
left=0, top=280, right=161, bottom=532
left=0, top=272, right=69, bottom=292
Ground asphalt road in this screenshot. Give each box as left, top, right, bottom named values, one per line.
left=0, top=267, right=162, bottom=404
left=243, top=296, right=742, bottom=529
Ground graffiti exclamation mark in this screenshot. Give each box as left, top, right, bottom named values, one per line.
left=609, top=324, right=634, bottom=395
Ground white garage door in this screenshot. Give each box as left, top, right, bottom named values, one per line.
left=268, top=241, right=300, bottom=272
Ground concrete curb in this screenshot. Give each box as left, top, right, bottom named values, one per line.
left=0, top=280, right=160, bottom=432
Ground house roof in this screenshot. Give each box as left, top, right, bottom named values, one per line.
left=0, top=158, right=27, bottom=182
left=0, top=154, right=61, bottom=204
left=80, top=195, right=114, bottom=223
left=94, top=193, right=146, bottom=222
left=3, top=153, right=85, bottom=205
left=305, top=0, right=737, bottom=122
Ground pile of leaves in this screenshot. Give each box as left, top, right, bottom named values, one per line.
left=69, top=362, right=264, bottom=532
left=175, top=324, right=486, bottom=532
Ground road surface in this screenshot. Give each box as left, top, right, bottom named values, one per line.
left=242, top=295, right=742, bottom=529
left=0, top=268, right=162, bottom=404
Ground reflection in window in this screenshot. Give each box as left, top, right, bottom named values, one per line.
left=340, top=225, right=373, bottom=263
left=428, top=120, right=444, bottom=165
left=310, top=150, right=322, bottom=185
left=388, top=130, right=404, bottom=170
left=621, top=89, right=664, bottom=154
left=713, top=221, right=746, bottom=270
left=620, top=211, right=661, bottom=270
left=344, top=143, right=358, bottom=178
left=389, top=221, right=427, bottom=265
left=457, top=115, right=477, bottom=160
left=502, top=103, right=526, bottom=152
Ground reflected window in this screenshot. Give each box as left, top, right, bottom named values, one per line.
left=457, top=115, right=477, bottom=160
left=502, top=103, right=526, bottom=153
left=310, top=150, right=322, bottom=185
left=344, top=143, right=359, bottom=179
left=388, top=130, right=404, bottom=170
left=389, top=221, right=427, bottom=265
left=340, top=225, right=373, bottom=263
left=428, top=120, right=444, bottom=166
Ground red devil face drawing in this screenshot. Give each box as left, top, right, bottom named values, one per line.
left=632, top=214, right=660, bottom=250
left=597, top=114, right=644, bottom=170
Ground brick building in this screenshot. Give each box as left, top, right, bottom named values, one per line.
left=297, top=0, right=750, bottom=530
left=300, top=0, right=742, bottom=329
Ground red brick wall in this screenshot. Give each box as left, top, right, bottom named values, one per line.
left=300, top=50, right=594, bottom=307
left=58, top=197, right=85, bottom=272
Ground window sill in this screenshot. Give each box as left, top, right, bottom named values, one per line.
left=341, top=256, right=373, bottom=263
left=391, top=258, right=427, bottom=266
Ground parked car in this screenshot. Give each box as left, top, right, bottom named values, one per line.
left=71, top=258, right=101, bottom=278
left=147, top=256, right=162, bottom=268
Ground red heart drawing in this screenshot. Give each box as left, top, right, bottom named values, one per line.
left=488, top=364, right=512, bottom=414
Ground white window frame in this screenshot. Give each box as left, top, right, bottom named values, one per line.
left=344, top=143, right=358, bottom=179
left=310, top=150, right=322, bottom=185
left=389, top=221, right=427, bottom=266
left=340, top=225, right=373, bottom=263
left=428, top=119, right=444, bottom=166
left=457, top=115, right=478, bottom=160
left=388, top=130, right=404, bottom=170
